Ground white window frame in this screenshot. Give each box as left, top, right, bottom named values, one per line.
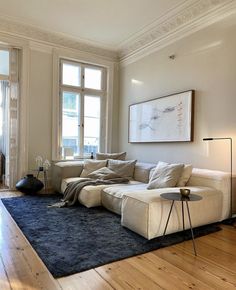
left=52, top=48, right=115, bottom=161
left=60, top=59, right=106, bottom=158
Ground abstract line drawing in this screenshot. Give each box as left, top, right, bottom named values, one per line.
left=129, top=90, right=194, bottom=143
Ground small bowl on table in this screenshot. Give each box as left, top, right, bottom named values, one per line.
left=180, top=188, right=191, bottom=198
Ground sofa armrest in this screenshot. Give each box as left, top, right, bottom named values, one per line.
left=52, top=161, right=84, bottom=193
left=187, top=168, right=230, bottom=219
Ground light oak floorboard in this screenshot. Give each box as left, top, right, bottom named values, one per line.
left=0, top=254, right=11, bottom=290
left=206, top=225, right=236, bottom=243
left=155, top=244, right=236, bottom=289
left=58, top=270, right=114, bottom=290
left=95, top=259, right=163, bottom=290
left=176, top=233, right=236, bottom=272
left=125, top=252, right=211, bottom=289
left=1, top=191, right=236, bottom=289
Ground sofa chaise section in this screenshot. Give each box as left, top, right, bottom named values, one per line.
left=121, top=187, right=222, bottom=239
left=102, top=168, right=230, bottom=239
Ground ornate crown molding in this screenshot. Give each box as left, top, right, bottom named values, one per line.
left=0, top=0, right=235, bottom=64
left=119, top=0, right=236, bottom=64
left=0, top=16, right=118, bottom=61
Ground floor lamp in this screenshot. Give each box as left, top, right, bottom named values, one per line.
left=203, top=137, right=233, bottom=218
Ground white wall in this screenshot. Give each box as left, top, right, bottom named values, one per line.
left=119, top=14, right=236, bottom=173
left=28, top=49, right=53, bottom=170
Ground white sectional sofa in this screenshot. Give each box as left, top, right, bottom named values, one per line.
left=52, top=160, right=230, bottom=239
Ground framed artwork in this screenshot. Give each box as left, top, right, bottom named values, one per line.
left=128, top=90, right=194, bottom=143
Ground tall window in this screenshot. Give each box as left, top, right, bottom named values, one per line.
left=60, top=59, right=106, bottom=159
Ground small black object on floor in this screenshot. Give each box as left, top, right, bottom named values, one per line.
left=1, top=194, right=221, bottom=278
left=221, top=217, right=236, bottom=226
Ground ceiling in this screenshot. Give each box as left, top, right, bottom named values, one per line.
left=0, top=0, right=235, bottom=61
left=0, top=0, right=187, bottom=49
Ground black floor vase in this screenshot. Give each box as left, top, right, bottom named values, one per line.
left=16, top=174, right=44, bottom=194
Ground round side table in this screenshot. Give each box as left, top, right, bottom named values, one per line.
left=160, top=192, right=202, bottom=256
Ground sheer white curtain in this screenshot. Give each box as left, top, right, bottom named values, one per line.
left=0, top=80, right=9, bottom=156
left=0, top=80, right=9, bottom=183
left=5, top=48, right=19, bottom=188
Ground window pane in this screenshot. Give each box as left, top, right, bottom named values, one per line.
left=0, top=50, right=9, bottom=76
left=62, top=62, right=81, bottom=87
left=62, top=92, right=80, bottom=157
left=84, top=67, right=102, bottom=90
left=84, top=95, right=100, bottom=118
left=84, top=137, right=99, bottom=155
left=84, top=95, right=101, bottom=154
left=84, top=117, right=100, bottom=137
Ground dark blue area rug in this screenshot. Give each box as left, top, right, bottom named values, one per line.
left=2, top=194, right=221, bottom=278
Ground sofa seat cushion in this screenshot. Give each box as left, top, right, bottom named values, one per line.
left=101, top=183, right=147, bottom=215
left=61, top=177, right=88, bottom=193
left=121, top=186, right=223, bottom=239
left=61, top=177, right=141, bottom=208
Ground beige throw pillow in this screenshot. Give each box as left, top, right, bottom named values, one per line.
left=177, top=164, right=193, bottom=187
left=108, top=159, right=137, bottom=179
left=96, top=152, right=126, bottom=160
left=147, top=161, right=184, bottom=189
left=80, top=159, right=107, bottom=177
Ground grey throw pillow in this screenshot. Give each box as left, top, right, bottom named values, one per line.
left=147, top=161, right=184, bottom=189
left=108, top=159, right=137, bottom=179
left=96, top=152, right=126, bottom=160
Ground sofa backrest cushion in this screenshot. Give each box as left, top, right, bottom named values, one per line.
left=80, top=159, right=107, bottom=177
left=134, top=162, right=156, bottom=183
left=176, top=164, right=193, bottom=187
left=52, top=161, right=84, bottom=193
left=96, top=152, right=126, bottom=160
left=147, top=161, right=184, bottom=189
left=108, top=159, right=137, bottom=179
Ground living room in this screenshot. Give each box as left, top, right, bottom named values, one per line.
left=0, top=0, right=236, bottom=289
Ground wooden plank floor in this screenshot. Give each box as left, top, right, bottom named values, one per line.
left=0, top=191, right=236, bottom=290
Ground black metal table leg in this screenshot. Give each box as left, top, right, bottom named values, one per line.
left=186, top=201, right=197, bottom=256
left=181, top=200, right=185, bottom=231
left=163, top=200, right=175, bottom=236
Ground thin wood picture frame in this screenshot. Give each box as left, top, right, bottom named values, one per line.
left=128, top=90, right=194, bottom=143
